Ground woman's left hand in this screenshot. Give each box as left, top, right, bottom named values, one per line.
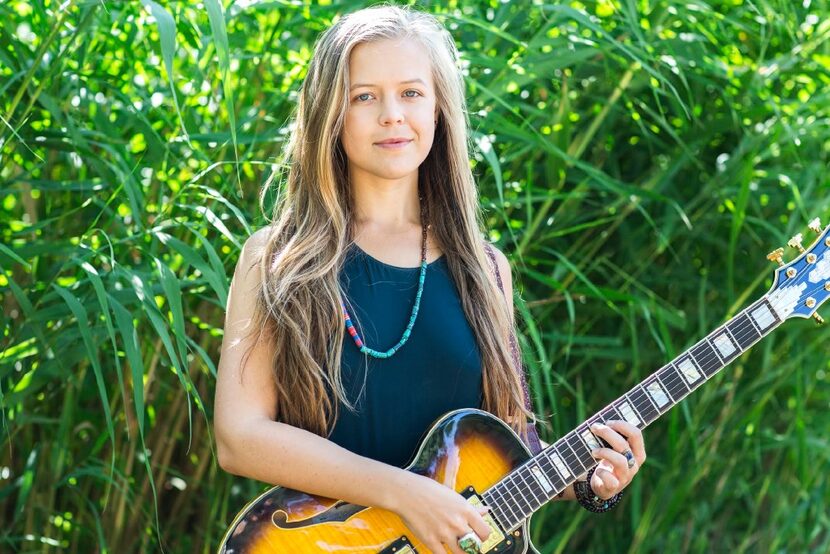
left=586, top=420, right=646, bottom=500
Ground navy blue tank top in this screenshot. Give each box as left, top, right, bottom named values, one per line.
left=327, top=243, right=483, bottom=467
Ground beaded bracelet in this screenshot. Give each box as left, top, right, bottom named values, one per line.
left=574, top=467, right=623, bottom=513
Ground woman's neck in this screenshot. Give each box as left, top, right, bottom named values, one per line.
left=349, top=170, right=421, bottom=231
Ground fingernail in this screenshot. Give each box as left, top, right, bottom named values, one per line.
left=591, top=449, right=599, bottom=456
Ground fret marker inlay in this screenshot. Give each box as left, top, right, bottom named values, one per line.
left=712, top=333, right=736, bottom=358
left=618, top=401, right=641, bottom=425
left=677, top=359, right=701, bottom=384
left=548, top=452, right=571, bottom=479
left=580, top=429, right=602, bottom=450
left=645, top=381, right=670, bottom=408
left=751, top=303, right=775, bottom=330
left=530, top=465, right=554, bottom=494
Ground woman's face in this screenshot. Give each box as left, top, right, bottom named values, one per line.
left=340, top=37, right=438, bottom=182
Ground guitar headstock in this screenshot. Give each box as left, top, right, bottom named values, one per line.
left=766, top=217, right=830, bottom=324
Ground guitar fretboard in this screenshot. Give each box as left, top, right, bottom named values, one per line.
left=481, top=296, right=783, bottom=531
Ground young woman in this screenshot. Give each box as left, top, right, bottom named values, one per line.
left=214, top=5, right=646, bottom=553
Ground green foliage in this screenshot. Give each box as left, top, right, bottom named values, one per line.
left=1, top=0, right=829, bottom=552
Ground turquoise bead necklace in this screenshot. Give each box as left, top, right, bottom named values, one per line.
left=342, top=197, right=428, bottom=359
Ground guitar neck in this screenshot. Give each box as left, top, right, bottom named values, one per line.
left=481, top=296, right=784, bottom=531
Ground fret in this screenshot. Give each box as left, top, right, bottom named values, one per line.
left=503, top=474, right=532, bottom=516
left=655, top=365, right=686, bottom=403
left=491, top=503, right=511, bottom=531
left=498, top=487, right=523, bottom=525
left=600, top=406, right=622, bottom=424
left=536, top=452, right=567, bottom=491
left=515, top=467, right=545, bottom=507
left=535, top=451, right=557, bottom=481
left=690, top=340, right=721, bottom=377
left=512, top=471, right=540, bottom=514
left=564, top=432, right=594, bottom=470
left=629, top=382, right=660, bottom=424
left=623, top=391, right=648, bottom=428
left=709, top=327, right=740, bottom=363
left=746, top=307, right=763, bottom=333
left=585, top=413, right=605, bottom=429
left=482, top=489, right=511, bottom=529
left=643, top=378, right=670, bottom=410
left=544, top=449, right=573, bottom=480
left=749, top=298, right=779, bottom=331
left=726, top=312, right=761, bottom=350
left=527, top=462, right=556, bottom=495
left=488, top=487, right=520, bottom=527
left=578, top=425, right=603, bottom=451
left=673, top=357, right=701, bottom=389
left=484, top=291, right=790, bottom=531
left=613, top=398, right=642, bottom=427
left=557, top=439, right=588, bottom=476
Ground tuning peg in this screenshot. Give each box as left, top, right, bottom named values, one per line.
left=766, top=248, right=785, bottom=266
left=808, top=218, right=823, bottom=234
left=788, top=233, right=805, bottom=253
left=813, top=313, right=824, bottom=325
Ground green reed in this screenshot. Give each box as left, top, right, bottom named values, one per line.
left=1, top=0, right=828, bottom=552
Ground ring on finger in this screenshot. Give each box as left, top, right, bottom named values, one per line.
left=622, top=449, right=636, bottom=469
left=457, top=531, right=482, bottom=554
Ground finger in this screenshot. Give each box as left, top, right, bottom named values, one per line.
left=440, top=535, right=465, bottom=554
left=470, top=506, right=490, bottom=542
left=592, top=467, right=620, bottom=498
left=426, top=539, right=450, bottom=554
left=470, top=511, right=492, bottom=542
left=606, top=420, right=646, bottom=462
left=446, top=528, right=483, bottom=554
left=589, top=422, right=629, bottom=453
left=591, top=447, right=629, bottom=475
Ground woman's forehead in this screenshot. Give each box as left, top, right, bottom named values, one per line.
left=348, top=38, right=433, bottom=86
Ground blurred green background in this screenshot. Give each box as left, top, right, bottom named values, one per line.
left=2, top=0, right=829, bottom=552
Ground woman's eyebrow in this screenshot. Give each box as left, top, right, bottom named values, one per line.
left=349, top=78, right=426, bottom=91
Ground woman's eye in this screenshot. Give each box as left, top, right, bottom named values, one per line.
left=404, top=90, right=422, bottom=98
left=355, top=93, right=372, bottom=102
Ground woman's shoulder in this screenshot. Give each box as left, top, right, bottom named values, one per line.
left=483, top=242, right=512, bottom=284
left=240, top=225, right=275, bottom=265
left=246, top=225, right=273, bottom=252
left=232, top=226, right=274, bottom=285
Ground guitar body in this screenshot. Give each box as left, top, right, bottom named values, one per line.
left=219, top=409, right=539, bottom=553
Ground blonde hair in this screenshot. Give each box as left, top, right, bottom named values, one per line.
left=244, top=4, right=536, bottom=442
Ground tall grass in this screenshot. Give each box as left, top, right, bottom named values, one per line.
left=1, top=0, right=828, bottom=552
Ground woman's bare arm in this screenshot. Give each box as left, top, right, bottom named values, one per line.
left=213, top=228, right=415, bottom=512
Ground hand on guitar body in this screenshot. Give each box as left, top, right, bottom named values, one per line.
left=586, top=420, right=647, bottom=499
left=387, top=470, right=492, bottom=554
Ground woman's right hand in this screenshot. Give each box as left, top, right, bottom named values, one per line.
left=388, top=470, right=492, bottom=554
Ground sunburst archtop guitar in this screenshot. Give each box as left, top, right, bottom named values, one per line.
left=219, top=218, right=830, bottom=553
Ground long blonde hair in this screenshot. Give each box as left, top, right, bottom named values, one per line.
left=244, top=4, right=536, bottom=442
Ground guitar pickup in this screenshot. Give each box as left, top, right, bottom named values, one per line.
left=378, top=487, right=513, bottom=554
left=461, top=487, right=509, bottom=553
left=378, top=536, right=417, bottom=554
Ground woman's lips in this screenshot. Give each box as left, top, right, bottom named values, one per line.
left=374, top=139, right=412, bottom=149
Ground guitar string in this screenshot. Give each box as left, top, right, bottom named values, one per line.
left=495, top=299, right=782, bottom=523
left=489, top=256, right=830, bottom=526
left=488, top=305, right=770, bottom=523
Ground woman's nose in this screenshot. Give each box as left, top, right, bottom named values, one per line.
left=378, top=98, right=405, bottom=125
